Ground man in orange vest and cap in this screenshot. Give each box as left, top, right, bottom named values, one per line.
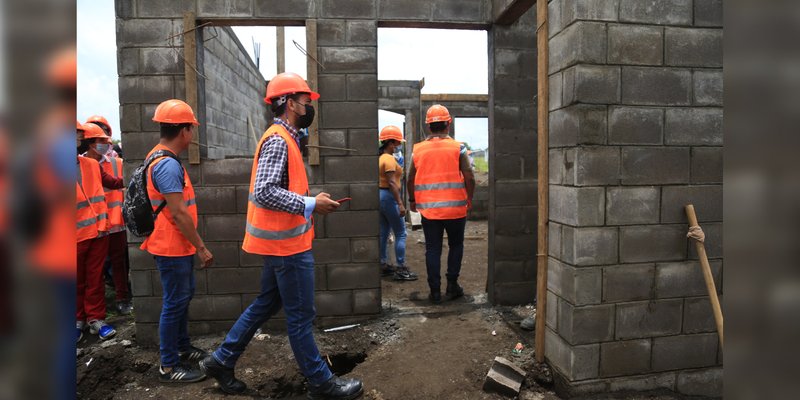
left=141, top=99, right=214, bottom=383
left=201, top=72, right=363, bottom=399
left=407, top=105, right=476, bottom=304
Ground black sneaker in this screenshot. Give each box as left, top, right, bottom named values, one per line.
left=199, top=355, right=247, bottom=394
left=308, top=376, right=363, bottom=400
left=116, top=301, right=133, bottom=315
left=380, top=263, right=395, bottom=277
left=158, top=364, right=206, bottom=383
left=429, top=291, right=442, bottom=304
left=179, top=345, right=208, bottom=362
left=393, top=267, right=418, bottom=281
left=445, top=282, right=465, bottom=300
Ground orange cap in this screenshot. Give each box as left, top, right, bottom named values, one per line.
left=425, top=104, right=452, bottom=124
left=82, top=123, right=111, bottom=142
left=86, top=115, right=112, bottom=136
left=265, top=72, right=320, bottom=104
left=76, top=121, right=85, bottom=131
left=153, top=99, right=200, bottom=125
left=379, top=125, right=405, bottom=143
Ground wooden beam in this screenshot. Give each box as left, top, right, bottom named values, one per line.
left=306, top=20, right=320, bottom=166
left=183, top=12, right=200, bottom=164
left=535, top=0, right=549, bottom=364
left=419, top=94, right=489, bottom=103
left=276, top=26, right=286, bottom=73
left=495, top=0, right=536, bottom=26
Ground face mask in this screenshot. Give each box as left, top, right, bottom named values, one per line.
left=296, top=103, right=315, bottom=129
left=94, top=143, right=111, bottom=154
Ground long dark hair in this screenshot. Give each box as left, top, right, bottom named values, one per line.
left=378, top=139, right=395, bottom=155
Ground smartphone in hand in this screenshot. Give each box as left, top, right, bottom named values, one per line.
left=335, top=197, right=351, bottom=203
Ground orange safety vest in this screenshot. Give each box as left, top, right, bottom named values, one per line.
left=412, top=137, right=468, bottom=220
left=140, top=144, right=198, bottom=257
left=242, top=124, right=314, bottom=256
left=77, top=156, right=109, bottom=242
left=101, top=156, right=125, bottom=233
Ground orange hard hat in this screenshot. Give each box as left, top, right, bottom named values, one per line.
left=86, top=115, right=112, bottom=136
left=46, top=47, right=76, bottom=89
left=379, top=125, right=405, bottom=143
left=265, top=72, right=320, bottom=104
left=76, top=120, right=85, bottom=131
left=152, top=99, right=200, bottom=125
left=82, top=123, right=111, bottom=142
left=425, top=104, right=452, bottom=124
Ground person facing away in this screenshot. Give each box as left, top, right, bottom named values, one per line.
left=377, top=125, right=417, bottom=281
left=407, top=104, right=476, bottom=304
left=140, top=99, right=214, bottom=384
left=200, top=72, right=363, bottom=400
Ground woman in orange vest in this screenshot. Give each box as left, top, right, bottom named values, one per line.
left=200, top=72, right=363, bottom=400
left=408, top=105, right=476, bottom=304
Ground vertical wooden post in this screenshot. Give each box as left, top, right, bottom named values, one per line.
left=276, top=26, right=286, bottom=73
left=183, top=12, right=200, bottom=164
left=305, top=20, right=320, bottom=166
left=535, top=0, right=549, bottom=363
left=685, top=205, right=724, bottom=348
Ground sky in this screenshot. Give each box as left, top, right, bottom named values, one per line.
left=77, top=3, right=490, bottom=149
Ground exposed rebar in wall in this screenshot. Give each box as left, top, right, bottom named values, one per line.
left=535, top=0, right=549, bottom=364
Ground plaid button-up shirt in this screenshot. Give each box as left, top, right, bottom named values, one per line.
left=252, top=118, right=305, bottom=215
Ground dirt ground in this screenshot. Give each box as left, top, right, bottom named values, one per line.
left=77, top=221, right=686, bottom=400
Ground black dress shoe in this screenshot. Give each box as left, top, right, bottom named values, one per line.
left=308, top=376, right=363, bottom=400
left=445, top=282, right=464, bottom=300
left=199, top=355, right=247, bottom=394
left=429, top=291, right=442, bottom=304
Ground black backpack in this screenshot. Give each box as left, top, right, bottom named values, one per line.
left=122, top=149, right=184, bottom=237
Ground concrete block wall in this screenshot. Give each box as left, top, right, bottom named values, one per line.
left=544, top=0, right=723, bottom=397
left=487, top=6, right=538, bottom=305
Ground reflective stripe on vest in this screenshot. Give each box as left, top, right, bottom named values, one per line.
left=414, top=182, right=466, bottom=191
left=245, top=219, right=313, bottom=241
left=416, top=200, right=469, bottom=209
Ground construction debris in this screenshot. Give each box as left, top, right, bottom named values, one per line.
left=483, top=356, right=527, bottom=397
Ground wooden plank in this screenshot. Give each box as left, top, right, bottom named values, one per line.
left=535, top=0, right=549, bottom=363
left=420, top=93, right=489, bottom=103
left=495, top=0, right=537, bottom=25
left=183, top=12, right=200, bottom=164
left=276, top=26, right=286, bottom=73
left=306, top=20, right=320, bottom=166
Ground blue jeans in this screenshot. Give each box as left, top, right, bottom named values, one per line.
left=421, top=216, right=466, bottom=292
left=379, top=188, right=407, bottom=267
left=156, top=255, right=196, bottom=367
left=212, top=250, right=333, bottom=387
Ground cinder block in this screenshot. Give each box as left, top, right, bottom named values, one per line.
left=688, top=222, right=722, bottom=259
left=621, top=67, right=692, bottom=106
left=546, top=290, right=559, bottom=329
left=563, top=64, right=620, bottom=105
left=495, top=180, right=536, bottom=207
left=558, top=301, right=615, bottom=345
left=545, top=328, right=600, bottom=380
left=348, top=129, right=379, bottom=155
left=494, top=261, right=527, bottom=284
left=683, top=296, right=719, bottom=333
left=194, top=186, right=237, bottom=214
left=118, top=76, right=176, bottom=104
left=676, top=367, right=723, bottom=397
left=320, top=101, right=377, bottom=129
left=547, top=258, right=602, bottom=306
left=235, top=186, right=249, bottom=213
left=619, top=0, right=692, bottom=25
left=204, top=241, right=243, bottom=268
left=608, top=106, right=663, bottom=145
left=313, top=238, right=351, bottom=264
left=318, top=47, right=377, bottom=74
left=548, top=222, right=562, bottom=257
left=129, top=246, right=155, bottom=270
left=197, top=0, right=253, bottom=17
left=315, top=290, right=353, bottom=316
left=562, top=226, right=618, bottom=266
left=201, top=158, right=253, bottom=185
left=495, top=49, right=537, bottom=79
left=665, top=28, right=722, bottom=68
left=494, top=234, right=535, bottom=262
left=130, top=270, right=153, bottom=297
left=549, top=72, right=563, bottom=111
left=606, top=372, right=677, bottom=393
left=351, top=238, right=379, bottom=262
left=348, top=183, right=378, bottom=211
left=325, top=211, right=379, bottom=238
left=188, top=295, right=243, bottom=321
left=203, top=214, right=246, bottom=241
left=494, top=77, right=537, bottom=103
left=134, top=323, right=158, bottom=346
left=615, top=299, right=683, bottom=340
left=547, top=0, right=563, bottom=38
left=575, top=147, right=620, bottom=186
left=377, top=0, right=431, bottom=20
left=606, top=187, right=660, bottom=225
left=549, top=104, right=607, bottom=147
left=620, top=225, right=687, bottom=263
left=319, top=74, right=347, bottom=100
left=317, top=20, right=346, bottom=46
left=319, top=129, right=348, bottom=156
left=562, top=0, right=619, bottom=24
left=693, top=70, right=723, bottom=106
left=346, top=74, right=378, bottom=101
left=254, top=0, right=315, bottom=18
left=694, top=0, right=723, bottom=27
left=353, top=288, right=380, bottom=314
left=621, top=147, right=690, bottom=185
left=660, top=185, right=722, bottom=223
left=327, top=264, right=380, bottom=290
left=652, top=333, right=719, bottom=371
left=117, top=48, right=139, bottom=76
left=346, top=20, right=376, bottom=45
left=135, top=0, right=194, bottom=17
left=494, top=206, right=536, bottom=236
left=323, top=156, right=377, bottom=183
left=656, top=260, right=722, bottom=298
left=140, top=47, right=182, bottom=74
left=207, top=267, right=262, bottom=294
left=320, top=0, right=376, bottom=18
left=549, top=185, right=605, bottom=226
left=600, top=339, right=651, bottom=377
left=483, top=356, right=527, bottom=397
left=117, top=19, right=183, bottom=47
left=493, top=281, right=537, bottom=305
left=608, top=24, right=663, bottom=65
left=665, top=108, right=723, bottom=146
left=239, top=247, right=263, bottom=267
left=494, top=105, right=536, bottom=130
left=549, top=22, right=607, bottom=73
left=603, top=264, right=655, bottom=302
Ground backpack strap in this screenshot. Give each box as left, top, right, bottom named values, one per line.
left=143, top=149, right=185, bottom=217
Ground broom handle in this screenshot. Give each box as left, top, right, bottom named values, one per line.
left=685, top=204, right=724, bottom=348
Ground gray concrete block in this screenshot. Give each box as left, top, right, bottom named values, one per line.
left=207, top=267, right=261, bottom=294
left=619, top=0, right=692, bottom=25
left=117, top=19, right=183, bottom=47
left=325, top=211, right=379, bottom=238
left=494, top=77, right=537, bottom=103
left=347, top=74, right=378, bottom=101
left=132, top=297, right=162, bottom=323
left=620, top=224, right=687, bottom=263
left=621, top=147, right=690, bottom=185
left=608, top=106, right=663, bottom=145
left=621, top=67, right=692, bottom=106
left=495, top=179, right=537, bottom=207
left=204, top=241, right=243, bottom=268
left=319, top=74, right=347, bottom=101
left=348, top=183, right=378, bottom=211
left=494, top=233, right=535, bottom=262
left=608, top=24, right=663, bottom=65
left=321, top=0, right=376, bottom=18
left=615, top=299, right=683, bottom=340
left=656, top=260, right=722, bottom=298
left=558, top=302, right=615, bottom=345
left=201, top=158, right=253, bottom=185
left=320, top=101, right=377, bottom=128
left=433, top=0, right=488, bottom=21
left=117, top=47, right=139, bottom=76
left=492, top=280, right=537, bottom=305
left=254, top=0, right=316, bottom=18
left=494, top=206, right=536, bottom=236
left=318, top=47, right=377, bottom=74
left=665, top=28, right=722, bottom=67
left=549, top=185, right=605, bottom=226
left=603, top=264, right=655, bottom=302
left=197, top=0, right=253, bottom=17
left=665, top=107, right=723, bottom=145
left=547, top=0, right=563, bottom=38
left=676, top=367, right=723, bottom=397
left=130, top=270, right=153, bottom=297
left=549, top=22, right=607, bottom=73
left=549, top=72, right=563, bottom=111
left=606, top=372, right=677, bottom=393
left=494, top=105, right=536, bottom=130
left=235, top=186, right=249, bottom=213
left=120, top=104, right=141, bottom=133
left=194, top=186, right=237, bottom=214
left=353, top=288, right=380, bottom=314
left=495, top=49, right=537, bottom=79
left=319, top=129, right=348, bottom=156
left=352, top=238, right=379, bottom=262
left=600, top=339, right=652, bottom=377
left=346, top=20, right=376, bottom=45
left=693, top=70, right=723, bottom=106
left=323, top=156, right=376, bottom=182
left=313, top=238, right=351, bottom=264
left=549, top=222, right=562, bottom=258
left=315, top=290, right=353, bottom=316
left=694, top=0, right=723, bottom=27
left=545, top=328, right=600, bottom=380
left=483, top=356, right=527, bottom=397
left=652, top=333, right=719, bottom=371
left=661, top=185, right=722, bottom=223
left=562, top=226, right=618, bottom=266
left=606, top=187, right=660, bottom=225
left=688, top=222, right=722, bottom=259
left=562, top=0, right=619, bottom=24
left=547, top=258, right=602, bottom=306
left=187, top=295, right=242, bottom=321
left=349, top=128, right=379, bottom=155
left=546, top=290, right=559, bottom=329
left=140, top=47, right=182, bottom=75
left=135, top=0, right=194, bottom=17
left=563, top=64, right=620, bottom=105
left=494, top=261, right=527, bottom=284
left=129, top=246, right=155, bottom=270
left=239, top=247, right=263, bottom=267
left=317, top=20, right=346, bottom=46
left=118, top=76, right=175, bottom=104
left=683, top=296, right=718, bottom=333
left=575, top=147, right=621, bottom=186
left=134, top=323, right=158, bottom=346
left=377, top=0, right=431, bottom=20
left=327, top=263, right=380, bottom=290
left=203, top=214, right=246, bottom=241
left=549, top=104, right=607, bottom=147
